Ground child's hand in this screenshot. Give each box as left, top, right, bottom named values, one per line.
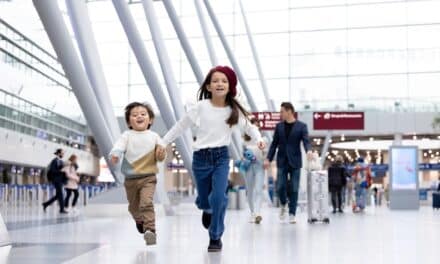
left=110, top=155, right=119, bottom=165
left=156, top=146, right=166, bottom=161
left=257, top=141, right=266, bottom=150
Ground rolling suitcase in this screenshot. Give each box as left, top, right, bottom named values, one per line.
left=307, top=170, right=330, bottom=224
left=433, top=192, right=440, bottom=210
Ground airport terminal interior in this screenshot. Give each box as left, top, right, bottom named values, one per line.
left=1, top=0, right=440, bottom=263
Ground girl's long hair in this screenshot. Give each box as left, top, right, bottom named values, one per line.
left=197, top=71, right=250, bottom=127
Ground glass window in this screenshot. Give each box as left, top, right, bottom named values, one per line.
left=290, top=6, right=346, bottom=31
left=292, top=77, right=347, bottom=110
left=292, top=53, right=347, bottom=77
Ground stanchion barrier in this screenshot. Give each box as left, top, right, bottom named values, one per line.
left=84, top=185, right=89, bottom=205
left=77, top=186, right=84, bottom=207
left=10, top=184, right=18, bottom=205
left=37, top=184, right=43, bottom=205
left=4, top=184, right=9, bottom=204
left=41, top=184, right=50, bottom=203
left=0, top=184, right=4, bottom=204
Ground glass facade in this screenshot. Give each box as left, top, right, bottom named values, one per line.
left=1, top=0, right=439, bottom=116
left=0, top=18, right=69, bottom=90
left=81, top=0, right=440, bottom=113
left=0, top=89, right=88, bottom=149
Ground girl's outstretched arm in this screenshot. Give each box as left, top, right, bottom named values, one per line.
left=163, top=104, right=198, bottom=145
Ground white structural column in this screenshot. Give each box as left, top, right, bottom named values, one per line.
left=194, top=0, right=218, bottom=66
left=111, top=0, right=193, bottom=180
left=33, top=0, right=123, bottom=183
left=140, top=0, right=193, bottom=157
left=65, top=0, right=121, bottom=141
left=238, top=0, right=275, bottom=111
left=161, top=0, right=240, bottom=160
left=202, top=0, right=258, bottom=112
left=162, top=0, right=204, bottom=84
left=203, top=0, right=271, bottom=143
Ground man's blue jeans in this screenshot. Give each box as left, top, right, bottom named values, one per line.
left=192, top=146, right=230, bottom=240
left=277, top=166, right=301, bottom=215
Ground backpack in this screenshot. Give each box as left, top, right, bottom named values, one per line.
left=46, top=158, right=67, bottom=184
left=46, top=162, right=54, bottom=182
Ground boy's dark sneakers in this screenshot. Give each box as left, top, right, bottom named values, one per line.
left=136, top=221, right=145, bottom=234
left=202, top=211, right=211, bottom=229
left=208, top=238, right=222, bottom=252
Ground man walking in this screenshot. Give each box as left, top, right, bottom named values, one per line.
left=42, top=148, right=68, bottom=214
left=264, top=102, right=312, bottom=223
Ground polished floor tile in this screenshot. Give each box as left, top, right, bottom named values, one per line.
left=1, top=202, right=440, bottom=264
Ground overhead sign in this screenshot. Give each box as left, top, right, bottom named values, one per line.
left=313, top=112, right=364, bottom=130
left=252, top=112, right=281, bottom=130
left=252, top=112, right=298, bottom=130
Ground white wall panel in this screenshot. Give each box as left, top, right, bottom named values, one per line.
left=0, top=127, right=99, bottom=176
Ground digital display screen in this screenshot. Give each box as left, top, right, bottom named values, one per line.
left=391, top=147, right=417, bottom=190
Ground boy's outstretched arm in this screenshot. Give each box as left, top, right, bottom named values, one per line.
left=155, top=145, right=166, bottom=162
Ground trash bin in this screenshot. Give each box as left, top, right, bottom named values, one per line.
left=238, top=186, right=247, bottom=210
left=228, top=189, right=237, bottom=210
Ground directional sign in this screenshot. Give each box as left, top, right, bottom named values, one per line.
left=252, top=112, right=298, bottom=130
left=313, top=112, right=364, bottom=130
left=251, top=112, right=281, bottom=130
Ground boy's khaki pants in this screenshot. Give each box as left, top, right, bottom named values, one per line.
left=124, top=175, right=157, bottom=232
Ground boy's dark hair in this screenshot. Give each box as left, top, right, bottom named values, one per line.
left=198, top=70, right=250, bottom=127
left=124, top=102, right=155, bottom=129
left=281, top=102, right=295, bottom=113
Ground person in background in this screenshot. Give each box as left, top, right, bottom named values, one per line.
left=241, top=117, right=266, bottom=224
left=327, top=155, right=348, bottom=213
left=352, top=157, right=371, bottom=213
left=264, top=102, right=313, bottom=224
left=437, top=175, right=440, bottom=192
left=63, top=154, right=80, bottom=213
left=42, top=148, right=67, bottom=214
